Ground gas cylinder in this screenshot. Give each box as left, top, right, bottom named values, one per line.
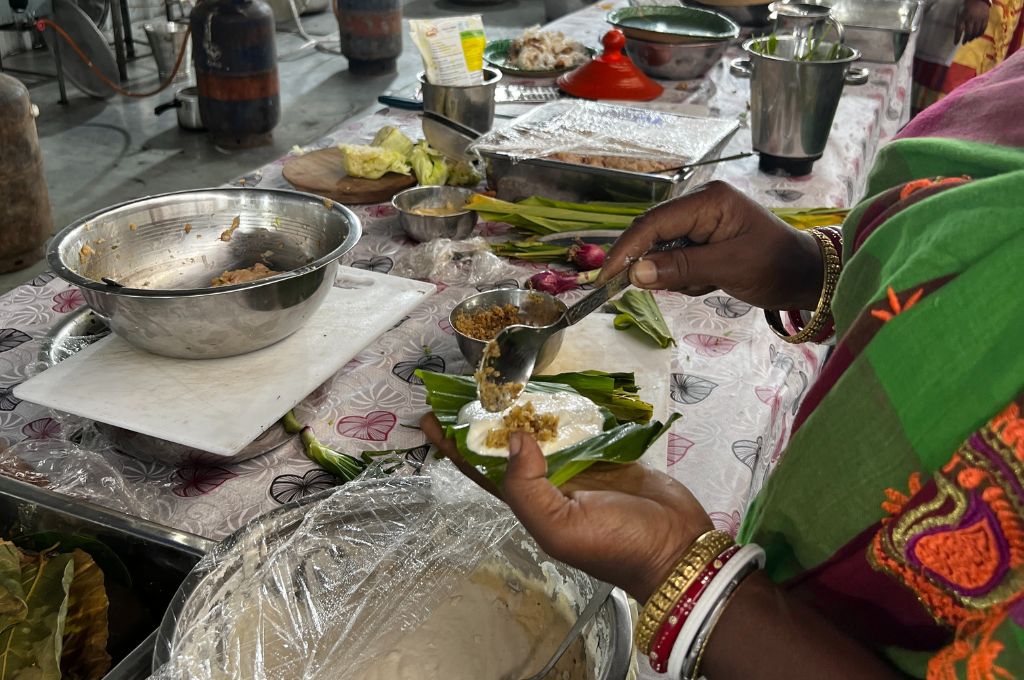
left=337, top=0, right=402, bottom=76
left=191, top=0, right=280, bottom=148
left=0, top=74, right=52, bottom=273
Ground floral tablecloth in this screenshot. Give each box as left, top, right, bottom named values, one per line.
left=0, top=3, right=913, bottom=545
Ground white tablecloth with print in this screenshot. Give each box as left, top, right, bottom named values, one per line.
left=0, top=2, right=913, bottom=544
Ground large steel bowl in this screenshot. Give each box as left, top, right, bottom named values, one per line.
left=625, top=35, right=731, bottom=79
left=47, top=188, right=362, bottom=359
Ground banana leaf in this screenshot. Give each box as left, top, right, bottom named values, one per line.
left=518, top=197, right=648, bottom=216
left=416, top=370, right=678, bottom=487
left=608, top=290, right=675, bottom=348
left=0, top=549, right=75, bottom=680
left=60, top=550, right=110, bottom=680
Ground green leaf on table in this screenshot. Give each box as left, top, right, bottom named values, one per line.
left=608, top=290, right=676, bottom=348
left=14, top=534, right=129, bottom=589
left=0, top=550, right=74, bottom=680
left=60, top=549, right=110, bottom=680
left=416, top=369, right=678, bottom=487
left=0, top=543, right=27, bottom=637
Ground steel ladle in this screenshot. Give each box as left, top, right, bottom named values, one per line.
left=477, top=238, right=689, bottom=411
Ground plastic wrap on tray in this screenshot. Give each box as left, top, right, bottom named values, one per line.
left=470, top=100, right=739, bottom=174
left=149, top=462, right=631, bottom=680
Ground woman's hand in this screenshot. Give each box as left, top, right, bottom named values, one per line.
left=600, top=181, right=824, bottom=311
left=956, top=0, right=990, bottom=43
left=421, top=414, right=712, bottom=602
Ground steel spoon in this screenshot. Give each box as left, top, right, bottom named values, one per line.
left=513, top=582, right=616, bottom=680
left=477, top=237, right=689, bottom=412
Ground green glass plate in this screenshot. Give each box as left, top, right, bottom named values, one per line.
left=484, top=38, right=596, bottom=78
left=606, top=6, right=740, bottom=44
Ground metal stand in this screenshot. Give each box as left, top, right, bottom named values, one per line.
left=108, top=0, right=127, bottom=80
left=0, top=24, right=70, bottom=104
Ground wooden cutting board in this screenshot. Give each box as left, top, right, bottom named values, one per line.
left=283, top=148, right=416, bottom=205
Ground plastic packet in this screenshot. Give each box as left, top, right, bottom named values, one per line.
left=149, top=462, right=629, bottom=680
left=392, top=236, right=521, bottom=286
left=410, top=16, right=486, bottom=86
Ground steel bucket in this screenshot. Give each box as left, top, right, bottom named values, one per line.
left=731, top=35, right=867, bottom=175
left=144, top=22, right=192, bottom=83
left=419, top=67, right=502, bottom=139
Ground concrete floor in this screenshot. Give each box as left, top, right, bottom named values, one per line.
left=0, top=0, right=544, bottom=291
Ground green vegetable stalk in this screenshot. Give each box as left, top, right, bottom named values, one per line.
left=299, top=426, right=366, bottom=482
left=608, top=290, right=675, bottom=348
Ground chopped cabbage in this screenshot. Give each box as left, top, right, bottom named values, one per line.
left=338, top=144, right=410, bottom=180
left=371, top=126, right=415, bottom=158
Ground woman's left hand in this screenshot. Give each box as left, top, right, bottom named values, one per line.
left=420, top=414, right=713, bottom=603
left=957, top=0, right=990, bottom=43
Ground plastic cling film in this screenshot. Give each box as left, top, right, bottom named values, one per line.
left=410, top=16, right=486, bottom=86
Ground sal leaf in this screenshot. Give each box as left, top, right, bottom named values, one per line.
left=608, top=290, right=675, bottom=348
left=0, top=544, right=27, bottom=638
left=0, top=550, right=74, bottom=680
left=60, top=550, right=110, bottom=680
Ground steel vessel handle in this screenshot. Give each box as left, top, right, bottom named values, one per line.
left=845, top=66, right=869, bottom=85
left=730, top=58, right=753, bottom=79
left=826, top=16, right=845, bottom=44
left=154, top=100, right=181, bottom=115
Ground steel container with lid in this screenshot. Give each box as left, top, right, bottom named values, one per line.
left=0, top=74, right=53, bottom=273
left=191, top=0, right=280, bottom=148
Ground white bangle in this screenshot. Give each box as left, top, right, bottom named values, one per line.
left=666, top=543, right=766, bottom=679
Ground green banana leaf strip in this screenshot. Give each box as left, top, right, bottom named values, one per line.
left=416, top=369, right=678, bottom=487
left=608, top=290, right=676, bottom=348
left=0, top=550, right=74, bottom=680
left=535, top=371, right=652, bottom=423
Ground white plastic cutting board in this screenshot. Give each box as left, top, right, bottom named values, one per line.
left=15, top=268, right=435, bottom=456
left=543, top=313, right=676, bottom=473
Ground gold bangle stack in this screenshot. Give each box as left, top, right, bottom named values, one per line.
left=767, top=229, right=842, bottom=344
left=635, top=530, right=735, bottom=654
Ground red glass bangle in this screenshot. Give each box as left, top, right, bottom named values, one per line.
left=647, top=545, right=741, bottom=673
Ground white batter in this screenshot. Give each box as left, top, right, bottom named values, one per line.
left=351, top=571, right=589, bottom=680
left=458, top=392, right=605, bottom=458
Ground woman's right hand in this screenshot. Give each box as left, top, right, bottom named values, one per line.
left=600, top=181, right=825, bottom=311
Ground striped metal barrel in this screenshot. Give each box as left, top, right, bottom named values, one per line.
left=191, top=0, right=280, bottom=148
left=337, top=0, right=402, bottom=76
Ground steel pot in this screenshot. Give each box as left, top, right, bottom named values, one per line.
left=154, top=86, right=204, bottom=131
left=731, top=35, right=867, bottom=175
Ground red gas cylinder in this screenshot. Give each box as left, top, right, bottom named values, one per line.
left=191, top=0, right=280, bottom=148
left=0, top=74, right=52, bottom=273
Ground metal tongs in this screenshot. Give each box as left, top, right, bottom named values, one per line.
left=476, top=237, right=689, bottom=412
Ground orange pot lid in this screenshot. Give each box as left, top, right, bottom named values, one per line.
left=557, top=30, right=664, bottom=101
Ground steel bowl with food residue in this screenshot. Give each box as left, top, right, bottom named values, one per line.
left=392, top=185, right=478, bottom=242
left=450, top=289, right=566, bottom=372
left=47, top=188, right=362, bottom=359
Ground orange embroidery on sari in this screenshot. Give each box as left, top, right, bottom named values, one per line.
left=870, top=285, right=925, bottom=322
left=870, top=404, right=1024, bottom=678
left=991, top=403, right=1024, bottom=461
left=899, top=176, right=972, bottom=201
left=927, top=611, right=1015, bottom=680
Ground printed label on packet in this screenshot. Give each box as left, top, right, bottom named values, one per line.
left=410, top=16, right=486, bottom=86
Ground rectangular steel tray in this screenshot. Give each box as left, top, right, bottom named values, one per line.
left=0, top=476, right=213, bottom=680
left=473, top=101, right=740, bottom=203
left=821, top=0, right=923, bottom=62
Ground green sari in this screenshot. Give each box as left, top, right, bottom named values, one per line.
left=739, top=138, right=1024, bottom=678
